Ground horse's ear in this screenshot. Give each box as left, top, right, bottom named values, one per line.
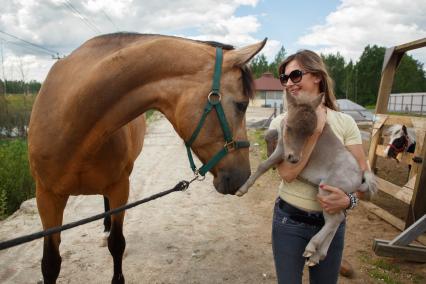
left=402, top=125, right=407, bottom=135
left=311, top=93, right=324, bottom=109
left=225, top=38, right=267, bottom=67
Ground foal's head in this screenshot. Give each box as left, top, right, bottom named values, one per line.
left=283, top=92, right=324, bottom=163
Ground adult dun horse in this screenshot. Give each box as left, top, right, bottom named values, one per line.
left=28, top=33, right=266, bottom=283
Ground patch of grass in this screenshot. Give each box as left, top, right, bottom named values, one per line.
left=0, top=138, right=35, bottom=219
left=4, top=94, right=36, bottom=112
left=145, top=109, right=156, bottom=122
left=247, top=129, right=267, bottom=160
left=365, top=104, right=376, bottom=110
left=357, top=250, right=424, bottom=284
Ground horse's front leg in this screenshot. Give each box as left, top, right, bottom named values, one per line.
left=36, top=187, right=69, bottom=284
left=106, top=178, right=130, bottom=284
left=236, top=135, right=284, bottom=196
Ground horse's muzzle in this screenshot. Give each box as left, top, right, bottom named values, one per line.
left=213, top=168, right=251, bottom=195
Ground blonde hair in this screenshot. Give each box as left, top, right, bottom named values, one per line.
left=278, top=50, right=338, bottom=111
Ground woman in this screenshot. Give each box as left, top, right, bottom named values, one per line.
left=270, top=50, right=367, bottom=284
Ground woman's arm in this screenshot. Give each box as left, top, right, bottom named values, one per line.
left=277, top=105, right=327, bottom=182
left=317, top=143, right=368, bottom=214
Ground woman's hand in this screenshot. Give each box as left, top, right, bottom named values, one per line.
left=315, top=104, right=327, bottom=134
left=317, top=184, right=350, bottom=214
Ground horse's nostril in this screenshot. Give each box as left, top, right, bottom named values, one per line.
left=287, top=154, right=293, bottom=161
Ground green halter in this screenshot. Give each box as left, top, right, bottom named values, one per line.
left=184, top=47, right=250, bottom=177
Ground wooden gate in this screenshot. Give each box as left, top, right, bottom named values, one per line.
left=366, top=37, right=426, bottom=261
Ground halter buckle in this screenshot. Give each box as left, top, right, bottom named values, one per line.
left=224, top=140, right=236, bottom=152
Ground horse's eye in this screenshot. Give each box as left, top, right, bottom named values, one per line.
left=235, top=101, right=249, bottom=113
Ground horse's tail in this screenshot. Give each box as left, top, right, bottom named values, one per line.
left=359, top=171, right=378, bottom=199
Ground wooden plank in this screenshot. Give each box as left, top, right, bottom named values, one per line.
left=382, top=115, right=414, bottom=127
left=361, top=201, right=405, bottom=230
left=404, top=175, right=417, bottom=190
left=390, top=215, right=426, bottom=246
left=361, top=201, right=426, bottom=245
left=406, top=133, right=426, bottom=228
left=394, top=38, right=426, bottom=53
left=375, top=52, right=403, bottom=114
left=375, top=177, right=412, bottom=204
left=373, top=239, right=426, bottom=262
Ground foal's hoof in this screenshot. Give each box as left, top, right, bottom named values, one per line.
left=305, top=252, right=321, bottom=267
left=303, top=251, right=313, bottom=258
left=305, top=259, right=319, bottom=267
left=235, top=189, right=247, bottom=197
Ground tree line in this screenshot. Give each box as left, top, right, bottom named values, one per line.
left=250, top=45, right=426, bottom=106
left=0, top=79, right=41, bottom=95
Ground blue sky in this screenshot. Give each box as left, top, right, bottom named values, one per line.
left=236, top=0, right=341, bottom=55
left=0, top=0, right=425, bottom=81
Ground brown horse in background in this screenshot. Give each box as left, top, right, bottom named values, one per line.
left=28, top=33, right=266, bottom=283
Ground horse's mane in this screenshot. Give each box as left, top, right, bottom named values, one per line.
left=88, top=33, right=254, bottom=98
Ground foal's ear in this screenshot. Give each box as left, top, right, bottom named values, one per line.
left=402, top=125, right=408, bottom=135
left=311, top=93, right=324, bottom=109
left=225, top=38, right=267, bottom=67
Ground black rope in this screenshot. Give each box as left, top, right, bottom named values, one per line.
left=0, top=180, right=192, bottom=251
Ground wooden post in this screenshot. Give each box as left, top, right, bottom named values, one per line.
left=375, top=47, right=404, bottom=115
left=405, top=133, right=426, bottom=228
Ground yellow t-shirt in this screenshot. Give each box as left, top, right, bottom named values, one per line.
left=269, top=108, right=362, bottom=211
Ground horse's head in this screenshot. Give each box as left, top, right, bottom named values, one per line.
left=170, top=39, right=266, bottom=195
left=283, top=92, right=324, bottom=163
left=385, top=124, right=409, bottom=159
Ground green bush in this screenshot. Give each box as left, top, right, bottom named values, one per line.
left=0, top=139, right=35, bottom=219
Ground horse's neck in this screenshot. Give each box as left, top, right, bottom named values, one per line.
left=53, top=38, right=203, bottom=152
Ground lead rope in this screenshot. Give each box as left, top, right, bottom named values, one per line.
left=0, top=177, right=199, bottom=251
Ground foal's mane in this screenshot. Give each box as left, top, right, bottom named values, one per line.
left=88, top=32, right=255, bottom=98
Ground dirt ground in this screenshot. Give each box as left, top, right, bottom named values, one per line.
left=0, top=110, right=425, bottom=283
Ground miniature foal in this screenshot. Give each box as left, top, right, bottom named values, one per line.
left=236, top=92, right=377, bottom=266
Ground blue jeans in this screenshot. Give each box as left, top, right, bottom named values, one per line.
left=272, top=198, right=345, bottom=284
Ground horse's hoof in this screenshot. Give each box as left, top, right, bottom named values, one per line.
left=303, top=251, right=313, bottom=258
left=235, top=190, right=245, bottom=197
left=112, top=273, right=125, bottom=284
left=305, top=259, right=318, bottom=267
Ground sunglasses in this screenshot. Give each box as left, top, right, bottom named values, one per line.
left=279, top=69, right=309, bottom=86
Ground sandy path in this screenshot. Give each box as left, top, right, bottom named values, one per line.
left=0, top=115, right=277, bottom=284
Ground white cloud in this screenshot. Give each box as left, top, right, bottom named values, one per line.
left=298, top=0, right=426, bottom=65
left=0, top=0, right=267, bottom=81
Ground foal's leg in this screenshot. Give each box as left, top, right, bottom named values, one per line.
left=106, top=178, right=130, bottom=284
left=303, top=188, right=345, bottom=266
left=36, top=187, right=68, bottom=284
left=305, top=211, right=345, bottom=266
left=236, top=135, right=284, bottom=196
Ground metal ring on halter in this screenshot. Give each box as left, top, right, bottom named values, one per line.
left=196, top=175, right=206, bottom=181
left=208, top=91, right=221, bottom=105
left=193, top=170, right=206, bottom=181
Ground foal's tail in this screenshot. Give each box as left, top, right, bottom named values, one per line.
left=359, top=171, right=378, bottom=199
